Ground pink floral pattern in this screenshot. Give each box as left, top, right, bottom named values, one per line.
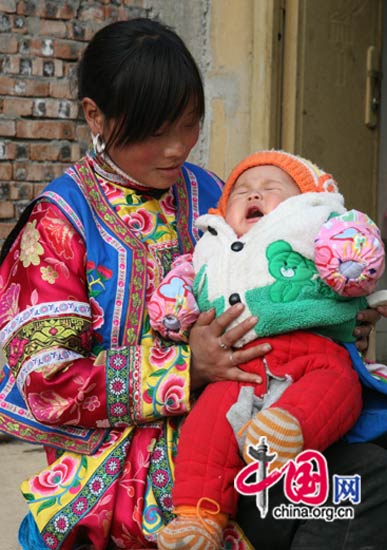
left=159, top=191, right=176, bottom=215
left=126, top=209, right=155, bottom=236
left=158, top=375, right=186, bottom=414
left=315, top=209, right=385, bottom=297
left=0, top=282, right=20, bottom=325
left=150, top=346, right=177, bottom=366
left=30, top=456, right=79, bottom=495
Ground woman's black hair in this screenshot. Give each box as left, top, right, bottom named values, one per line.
left=77, top=18, right=205, bottom=148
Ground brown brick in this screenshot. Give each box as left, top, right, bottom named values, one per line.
left=0, top=222, right=16, bottom=240
left=0, top=0, right=16, bottom=12
left=0, top=201, right=14, bottom=219
left=0, top=141, right=17, bottom=160
left=0, top=163, right=12, bottom=180
left=76, top=124, right=91, bottom=144
left=33, top=182, right=46, bottom=196
left=13, top=162, right=68, bottom=182
left=30, top=141, right=80, bottom=161
left=29, top=37, right=54, bottom=57
left=0, top=34, right=18, bottom=53
left=78, top=6, right=105, bottom=21
left=49, top=79, right=74, bottom=99
left=30, top=141, right=59, bottom=161
left=2, top=97, right=33, bottom=116
left=54, top=39, right=84, bottom=61
left=0, top=76, right=16, bottom=95
left=104, top=5, right=134, bottom=20
left=51, top=3, right=78, bottom=20
left=0, top=77, right=50, bottom=97
left=21, top=57, right=64, bottom=78
left=16, top=0, right=74, bottom=18
left=40, top=19, right=67, bottom=37
left=0, top=119, right=16, bottom=136
left=16, top=120, right=75, bottom=140
left=0, top=13, right=12, bottom=32
left=12, top=15, right=27, bottom=33
left=18, top=78, right=50, bottom=96
left=2, top=55, right=20, bottom=75
left=32, top=98, right=79, bottom=119
left=68, top=20, right=103, bottom=42
left=9, top=182, right=33, bottom=200
left=16, top=0, right=37, bottom=16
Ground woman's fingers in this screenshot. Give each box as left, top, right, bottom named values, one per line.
left=189, top=303, right=272, bottom=387
left=211, top=303, right=245, bottom=336
left=355, top=307, right=380, bottom=352
left=194, top=308, right=216, bottom=326
left=376, top=305, right=387, bottom=318
left=231, top=341, right=272, bottom=365
left=357, top=308, right=380, bottom=324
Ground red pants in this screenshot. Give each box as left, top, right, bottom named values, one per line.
left=173, top=331, right=362, bottom=516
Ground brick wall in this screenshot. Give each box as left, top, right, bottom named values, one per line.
left=0, top=0, right=147, bottom=242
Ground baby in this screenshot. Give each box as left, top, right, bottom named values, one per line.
left=153, top=150, right=386, bottom=550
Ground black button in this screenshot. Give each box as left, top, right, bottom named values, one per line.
left=229, top=293, right=241, bottom=305
left=231, top=241, right=244, bottom=251
left=208, top=226, right=217, bottom=235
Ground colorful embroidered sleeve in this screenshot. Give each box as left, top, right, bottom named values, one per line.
left=0, top=202, right=192, bottom=429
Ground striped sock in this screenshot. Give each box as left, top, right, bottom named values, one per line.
left=243, top=407, right=303, bottom=471
left=157, top=500, right=227, bottom=550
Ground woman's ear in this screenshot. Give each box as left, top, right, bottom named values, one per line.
left=81, top=97, right=104, bottom=137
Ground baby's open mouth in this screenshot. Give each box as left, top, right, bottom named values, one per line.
left=246, top=205, right=263, bottom=219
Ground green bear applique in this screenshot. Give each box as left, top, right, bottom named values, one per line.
left=266, top=240, right=317, bottom=302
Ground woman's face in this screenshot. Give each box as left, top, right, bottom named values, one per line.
left=106, top=103, right=200, bottom=189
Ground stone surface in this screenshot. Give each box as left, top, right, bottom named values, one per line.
left=0, top=438, right=46, bottom=550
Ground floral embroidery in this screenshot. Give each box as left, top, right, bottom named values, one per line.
left=29, top=456, right=79, bottom=496
left=43, top=532, right=59, bottom=549
left=158, top=375, right=186, bottom=415
left=82, top=395, right=100, bottom=412
left=28, top=390, right=73, bottom=423
left=40, top=210, right=76, bottom=260
left=126, top=208, right=155, bottom=236
left=106, top=348, right=131, bottom=426
left=53, top=514, right=69, bottom=534
left=3, top=315, right=92, bottom=377
left=86, top=261, right=113, bottom=298
left=147, top=429, right=175, bottom=524
left=150, top=346, right=177, bottom=367
left=7, top=335, right=29, bottom=368
left=40, top=265, right=59, bottom=284
left=89, top=297, right=104, bottom=330
left=151, top=468, right=169, bottom=488
left=20, top=219, right=44, bottom=267
left=24, top=440, right=128, bottom=549
left=159, top=190, right=176, bottom=215
left=0, top=282, right=20, bottom=326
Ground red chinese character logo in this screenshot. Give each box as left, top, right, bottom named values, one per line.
left=235, top=447, right=329, bottom=509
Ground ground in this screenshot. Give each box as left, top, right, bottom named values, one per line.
left=0, top=436, right=46, bottom=550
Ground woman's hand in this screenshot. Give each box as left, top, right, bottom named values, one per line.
left=355, top=307, right=382, bottom=352
left=189, top=303, right=271, bottom=390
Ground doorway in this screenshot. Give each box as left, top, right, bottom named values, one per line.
left=281, top=0, right=386, bottom=361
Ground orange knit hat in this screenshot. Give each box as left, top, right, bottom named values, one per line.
left=211, top=150, right=339, bottom=217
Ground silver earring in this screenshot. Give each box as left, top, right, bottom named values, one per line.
left=92, top=133, right=106, bottom=155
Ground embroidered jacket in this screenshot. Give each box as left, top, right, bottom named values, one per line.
left=0, top=153, right=254, bottom=549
